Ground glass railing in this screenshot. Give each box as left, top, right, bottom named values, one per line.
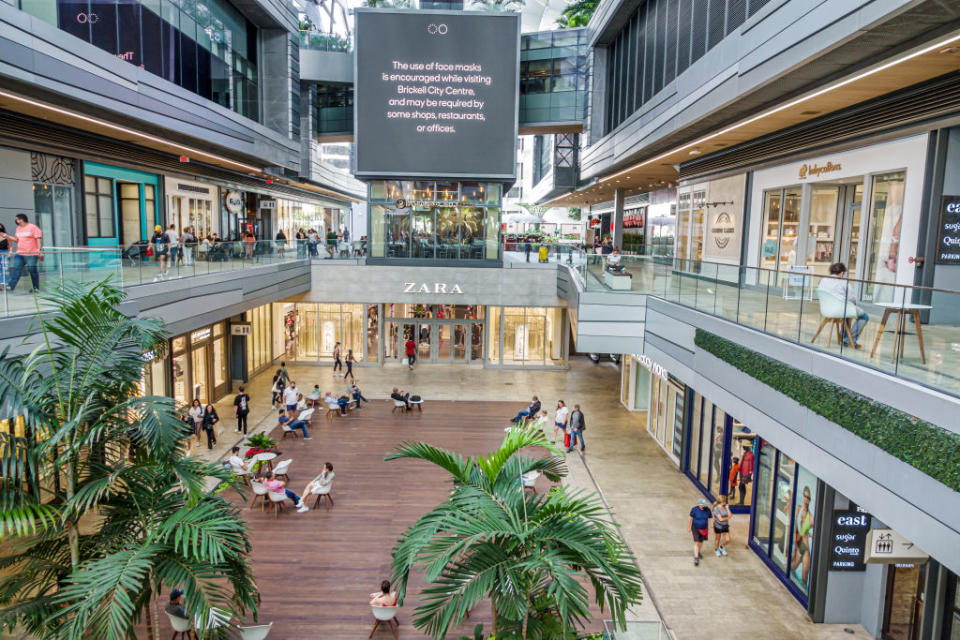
left=503, top=242, right=587, bottom=268
left=604, top=619, right=669, bottom=639
left=0, top=241, right=309, bottom=318
left=298, top=30, right=352, bottom=52
left=579, top=254, right=960, bottom=399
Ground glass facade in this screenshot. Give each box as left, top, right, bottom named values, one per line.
left=603, top=0, right=772, bottom=134
left=647, top=374, right=684, bottom=464
left=487, top=307, right=564, bottom=367
left=170, top=321, right=229, bottom=407
left=283, top=303, right=368, bottom=362
left=316, top=84, right=354, bottom=135
left=750, top=439, right=820, bottom=601
left=383, top=304, right=483, bottom=364
left=19, top=0, right=259, bottom=120
left=368, top=181, right=502, bottom=263
left=519, top=29, right=589, bottom=125
left=246, top=304, right=273, bottom=375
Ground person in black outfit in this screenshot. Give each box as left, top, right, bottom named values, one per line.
left=510, top=396, right=541, bottom=424
left=201, top=403, right=219, bottom=449
left=233, top=386, right=251, bottom=434
left=524, top=236, right=532, bottom=262
left=391, top=387, right=411, bottom=410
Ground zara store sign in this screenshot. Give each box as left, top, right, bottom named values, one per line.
left=403, top=282, right=465, bottom=294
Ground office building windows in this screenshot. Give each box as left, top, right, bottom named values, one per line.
left=22, top=0, right=259, bottom=121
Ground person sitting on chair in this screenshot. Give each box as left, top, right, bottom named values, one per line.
left=336, top=394, right=351, bottom=415
left=817, top=261, right=869, bottom=348
left=165, top=589, right=189, bottom=621
left=263, top=471, right=307, bottom=512
left=606, top=247, right=625, bottom=273
left=510, top=396, right=541, bottom=424
left=301, top=462, right=335, bottom=503
left=228, top=446, right=248, bottom=471
left=349, top=381, right=369, bottom=409
left=278, top=409, right=311, bottom=439
left=324, top=391, right=338, bottom=408
left=391, top=387, right=410, bottom=410
left=370, top=580, right=398, bottom=607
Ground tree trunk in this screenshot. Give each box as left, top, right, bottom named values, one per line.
left=65, top=460, right=78, bottom=568
left=145, top=602, right=156, bottom=640
left=491, top=601, right=497, bottom=635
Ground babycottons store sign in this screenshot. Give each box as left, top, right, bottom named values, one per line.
left=936, top=195, right=960, bottom=265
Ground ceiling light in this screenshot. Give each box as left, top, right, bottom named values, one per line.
left=689, top=148, right=702, bottom=156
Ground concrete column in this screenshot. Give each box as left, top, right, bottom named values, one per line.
left=612, top=188, right=625, bottom=249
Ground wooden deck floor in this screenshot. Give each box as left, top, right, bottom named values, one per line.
left=194, top=400, right=549, bottom=639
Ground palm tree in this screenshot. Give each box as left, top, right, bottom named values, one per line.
left=386, top=427, right=643, bottom=640
left=0, top=281, right=258, bottom=639
left=556, top=0, right=598, bottom=28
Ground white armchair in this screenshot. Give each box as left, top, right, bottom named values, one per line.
left=369, top=605, right=399, bottom=639
left=812, top=289, right=860, bottom=346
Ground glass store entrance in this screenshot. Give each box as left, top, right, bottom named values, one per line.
left=384, top=304, right=484, bottom=364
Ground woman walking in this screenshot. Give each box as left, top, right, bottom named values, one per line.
left=188, top=398, right=203, bottom=447
left=271, top=369, right=285, bottom=407
left=275, top=229, right=287, bottom=258
left=713, top=495, right=731, bottom=557
left=344, top=348, right=356, bottom=382
left=201, top=403, right=219, bottom=450
left=332, top=342, right=343, bottom=377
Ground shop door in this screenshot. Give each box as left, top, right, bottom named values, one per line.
left=191, top=345, right=209, bottom=403
left=807, top=187, right=841, bottom=277
left=883, top=565, right=925, bottom=640
left=400, top=323, right=433, bottom=363
left=838, top=184, right=864, bottom=279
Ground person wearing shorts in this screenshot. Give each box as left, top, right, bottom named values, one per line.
left=713, top=495, right=731, bottom=557
left=688, top=498, right=712, bottom=566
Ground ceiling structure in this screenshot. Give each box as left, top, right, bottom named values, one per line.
left=543, top=31, right=960, bottom=208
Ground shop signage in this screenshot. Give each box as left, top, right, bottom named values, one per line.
left=634, top=354, right=668, bottom=380
left=190, top=327, right=212, bottom=343
left=177, top=183, right=210, bottom=195
left=710, top=212, right=735, bottom=250
left=395, top=198, right=461, bottom=209
left=829, top=507, right=871, bottom=571
left=864, top=529, right=929, bottom=564
left=260, top=199, right=277, bottom=210
left=403, top=282, right=464, bottom=294
left=935, top=196, right=960, bottom=265
left=798, top=161, right=842, bottom=180
left=623, top=212, right=644, bottom=228
left=224, top=191, right=244, bottom=215
left=230, top=324, right=252, bottom=336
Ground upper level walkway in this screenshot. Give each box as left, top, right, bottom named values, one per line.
left=572, top=255, right=960, bottom=402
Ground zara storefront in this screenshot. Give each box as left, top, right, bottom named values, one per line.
left=745, top=134, right=929, bottom=297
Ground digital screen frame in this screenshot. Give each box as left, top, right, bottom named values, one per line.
left=353, top=8, right=520, bottom=180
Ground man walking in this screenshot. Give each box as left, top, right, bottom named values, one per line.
left=405, top=336, right=417, bottom=370
left=3, top=214, right=43, bottom=293
left=233, top=385, right=251, bottom=434
left=568, top=404, right=585, bottom=453
left=333, top=342, right=343, bottom=376
left=165, top=224, right=180, bottom=269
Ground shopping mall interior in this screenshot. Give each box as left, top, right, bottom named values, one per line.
left=1, top=0, right=959, bottom=639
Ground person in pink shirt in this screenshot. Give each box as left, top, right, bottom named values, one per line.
left=3, top=214, right=43, bottom=293
left=261, top=471, right=307, bottom=512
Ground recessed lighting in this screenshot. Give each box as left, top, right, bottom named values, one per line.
left=689, top=148, right=702, bottom=156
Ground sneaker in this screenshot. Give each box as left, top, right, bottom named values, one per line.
left=694, top=556, right=700, bottom=566
left=304, top=436, right=313, bottom=440
left=295, top=500, right=303, bottom=508
left=234, top=429, right=241, bottom=433
left=715, top=549, right=722, bottom=557
left=720, top=547, right=728, bottom=556
left=297, top=505, right=309, bottom=513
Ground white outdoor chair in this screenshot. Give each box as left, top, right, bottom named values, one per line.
left=369, top=605, right=399, bottom=639
left=312, top=478, right=334, bottom=510
left=250, top=481, right=268, bottom=511
left=298, top=407, right=316, bottom=422
left=326, top=403, right=341, bottom=420
left=521, top=470, right=541, bottom=494
left=812, top=289, right=859, bottom=346
left=281, top=423, right=301, bottom=440
left=165, top=611, right=194, bottom=640
left=238, top=622, right=273, bottom=640
left=392, top=399, right=407, bottom=414
left=231, top=464, right=253, bottom=486
left=267, top=491, right=288, bottom=518
left=272, top=459, right=292, bottom=481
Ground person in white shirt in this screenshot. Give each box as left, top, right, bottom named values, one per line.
left=299, top=462, right=335, bottom=512
left=283, top=383, right=299, bottom=412
left=228, top=446, right=247, bottom=471
left=164, top=224, right=180, bottom=269
left=553, top=400, right=569, bottom=445
left=606, top=247, right=624, bottom=273
left=817, top=262, right=868, bottom=347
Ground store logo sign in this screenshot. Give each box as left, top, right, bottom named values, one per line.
left=798, top=161, right=842, bottom=179
left=634, top=354, right=667, bottom=380
left=225, top=191, right=244, bottom=215
left=403, top=282, right=464, bottom=294
left=711, top=212, right=735, bottom=250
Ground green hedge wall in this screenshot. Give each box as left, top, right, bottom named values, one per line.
left=694, top=329, right=960, bottom=493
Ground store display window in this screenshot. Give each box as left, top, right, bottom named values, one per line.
left=487, top=307, right=564, bottom=367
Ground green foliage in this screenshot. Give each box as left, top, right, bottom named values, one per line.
left=557, top=0, right=598, bottom=28
left=387, top=426, right=643, bottom=640
left=568, top=207, right=582, bottom=221
left=245, top=433, right=276, bottom=450
left=694, top=329, right=960, bottom=492
left=0, top=281, right=258, bottom=639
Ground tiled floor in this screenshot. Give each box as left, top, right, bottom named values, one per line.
left=193, top=359, right=872, bottom=639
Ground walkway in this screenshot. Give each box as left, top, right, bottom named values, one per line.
left=191, top=359, right=871, bottom=639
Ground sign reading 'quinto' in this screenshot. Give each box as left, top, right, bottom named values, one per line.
left=935, top=196, right=960, bottom=265
left=829, top=507, right=871, bottom=571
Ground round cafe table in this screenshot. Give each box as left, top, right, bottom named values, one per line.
left=251, top=452, right=277, bottom=473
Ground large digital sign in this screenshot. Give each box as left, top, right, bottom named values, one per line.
left=354, top=9, right=520, bottom=179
